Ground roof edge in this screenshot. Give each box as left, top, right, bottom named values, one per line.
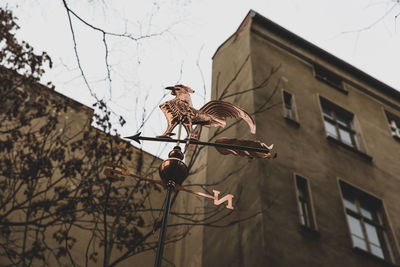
left=250, top=11, right=400, bottom=102
left=212, top=10, right=400, bottom=102
left=212, top=10, right=255, bottom=59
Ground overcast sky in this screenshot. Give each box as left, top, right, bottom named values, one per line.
left=6, top=0, right=400, bottom=158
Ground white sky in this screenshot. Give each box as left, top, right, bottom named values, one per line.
left=6, top=0, right=400, bottom=158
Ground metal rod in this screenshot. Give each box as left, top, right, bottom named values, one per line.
left=154, top=183, right=174, bottom=267
left=176, top=122, right=182, bottom=147
left=126, top=133, right=271, bottom=154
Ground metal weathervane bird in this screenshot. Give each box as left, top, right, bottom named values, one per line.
left=107, top=84, right=276, bottom=267
left=158, top=84, right=256, bottom=140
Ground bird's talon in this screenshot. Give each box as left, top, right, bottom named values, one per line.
left=185, top=136, right=199, bottom=141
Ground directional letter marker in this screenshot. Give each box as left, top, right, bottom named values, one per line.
left=212, top=190, right=234, bottom=210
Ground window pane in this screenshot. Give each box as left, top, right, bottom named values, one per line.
left=386, top=111, right=400, bottom=138
left=299, top=205, right=305, bottom=225
left=300, top=202, right=312, bottom=227
left=360, top=201, right=380, bottom=222
left=296, top=176, right=313, bottom=229
left=343, top=198, right=357, bottom=213
left=285, top=108, right=294, bottom=119
left=390, top=121, right=400, bottom=137
left=296, top=177, right=307, bottom=198
left=347, top=215, right=364, bottom=238
left=339, top=128, right=354, bottom=147
left=298, top=191, right=305, bottom=201
left=365, top=223, right=381, bottom=246
left=336, top=114, right=351, bottom=127
left=299, top=203, right=306, bottom=225
left=322, top=107, right=333, bottom=119
left=283, top=92, right=296, bottom=120
left=284, top=92, right=292, bottom=106
left=360, top=206, right=374, bottom=221
left=324, top=121, right=337, bottom=138
left=391, top=126, right=397, bottom=136
left=352, top=235, right=367, bottom=250
left=370, top=244, right=385, bottom=259
left=389, top=120, right=397, bottom=132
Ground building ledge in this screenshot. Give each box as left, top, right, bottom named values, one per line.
left=326, top=136, right=373, bottom=162
left=353, top=248, right=397, bottom=267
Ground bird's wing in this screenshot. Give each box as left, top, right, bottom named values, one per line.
left=199, top=100, right=256, bottom=134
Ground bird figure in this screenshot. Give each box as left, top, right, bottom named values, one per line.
left=158, top=84, right=256, bottom=140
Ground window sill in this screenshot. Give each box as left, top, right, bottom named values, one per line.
left=298, top=224, right=320, bottom=236
left=326, top=135, right=372, bottom=162
left=393, top=135, right=400, bottom=142
left=352, top=247, right=397, bottom=266
left=284, top=116, right=300, bottom=127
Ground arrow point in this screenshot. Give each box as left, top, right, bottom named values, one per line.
left=125, top=132, right=141, bottom=144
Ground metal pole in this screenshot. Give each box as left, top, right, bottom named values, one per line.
left=154, top=182, right=174, bottom=267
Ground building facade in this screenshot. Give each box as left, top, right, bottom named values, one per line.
left=171, top=10, right=400, bottom=267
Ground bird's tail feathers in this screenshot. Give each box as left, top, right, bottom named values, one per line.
left=199, top=100, right=256, bottom=134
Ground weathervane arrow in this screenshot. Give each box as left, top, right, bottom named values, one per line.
left=125, top=132, right=276, bottom=158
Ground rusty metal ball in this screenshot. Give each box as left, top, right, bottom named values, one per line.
left=159, top=146, right=188, bottom=186
left=168, top=146, right=184, bottom=159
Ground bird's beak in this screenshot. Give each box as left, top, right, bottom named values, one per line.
left=165, top=86, right=176, bottom=95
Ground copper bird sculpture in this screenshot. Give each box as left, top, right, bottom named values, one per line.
left=158, top=85, right=256, bottom=139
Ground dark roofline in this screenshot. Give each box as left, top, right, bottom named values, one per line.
left=213, top=10, right=400, bottom=102
left=40, top=83, right=95, bottom=114
left=1, top=66, right=162, bottom=160
left=0, top=66, right=95, bottom=114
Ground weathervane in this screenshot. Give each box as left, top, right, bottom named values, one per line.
left=104, top=84, right=275, bottom=267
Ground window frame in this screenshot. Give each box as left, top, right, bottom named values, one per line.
left=384, top=110, right=400, bottom=142
left=294, top=174, right=318, bottom=231
left=318, top=96, right=372, bottom=161
left=281, top=89, right=299, bottom=125
left=339, top=180, right=396, bottom=263
left=320, top=98, right=357, bottom=148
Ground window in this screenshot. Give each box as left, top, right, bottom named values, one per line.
left=320, top=98, right=356, bottom=148
left=314, top=64, right=345, bottom=92
left=283, top=91, right=295, bottom=119
left=282, top=90, right=299, bottom=124
left=385, top=111, right=400, bottom=141
left=295, top=175, right=316, bottom=230
left=340, top=182, right=393, bottom=261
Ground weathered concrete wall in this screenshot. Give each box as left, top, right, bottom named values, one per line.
left=249, top=19, right=400, bottom=266
left=175, top=12, right=400, bottom=267
left=168, top=11, right=400, bottom=267
left=201, top=15, right=267, bottom=267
